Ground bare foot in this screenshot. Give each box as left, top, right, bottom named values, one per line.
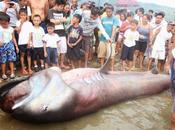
left=110, top=67, right=114, bottom=71
left=130, top=67, right=137, bottom=71
left=170, top=113, right=175, bottom=130
left=21, top=69, right=28, bottom=75
left=28, top=69, right=34, bottom=75
left=60, top=64, right=70, bottom=69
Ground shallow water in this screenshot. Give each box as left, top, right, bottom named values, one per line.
left=0, top=91, right=172, bottom=130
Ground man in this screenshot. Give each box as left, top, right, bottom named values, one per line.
left=98, top=5, right=119, bottom=71
left=28, top=0, right=49, bottom=32
left=48, top=0, right=69, bottom=69
left=80, top=7, right=111, bottom=67
left=147, top=12, right=168, bottom=71
left=165, top=23, right=175, bottom=129
left=151, top=22, right=173, bottom=72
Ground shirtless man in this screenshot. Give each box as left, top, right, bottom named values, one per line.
left=28, top=0, right=49, bottom=21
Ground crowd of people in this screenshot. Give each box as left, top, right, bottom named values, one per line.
left=0, top=0, right=175, bottom=80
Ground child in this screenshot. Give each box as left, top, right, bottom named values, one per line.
left=120, top=19, right=139, bottom=71
left=0, top=13, right=19, bottom=80
left=16, top=8, right=33, bottom=75
left=30, top=14, right=45, bottom=72
left=67, top=14, right=83, bottom=69
left=43, top=22, right=60, bottom=68
left=48, top=0, right=69, bottom=69
left=19, top=0, right=32, bottom=20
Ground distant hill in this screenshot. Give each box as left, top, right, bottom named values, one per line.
left=137, top=2, right=175, bottom=21
left=79, top=0, right=175, bottom=21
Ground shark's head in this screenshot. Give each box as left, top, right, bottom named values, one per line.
left=0, top=67, right=76, bottom=122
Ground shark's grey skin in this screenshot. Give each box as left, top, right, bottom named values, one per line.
left=0, top=67, right=170, bottom=123
left=0, top=45, right=171, bottom=123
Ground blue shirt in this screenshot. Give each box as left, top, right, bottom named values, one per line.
left=100, top=16, right=119, bottom=42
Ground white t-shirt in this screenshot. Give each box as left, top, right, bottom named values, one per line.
left=42, top=33, right=60, bottom=48
left=16, top=20, right=33, bottom=45
left=153, top=28, right=172, bottom=51
left=124, top=29, right=139, bottom=47
left=0, top=26, right=3, bottom=42
left=172, top=48, right=175, bottom=58
left=0, top=26, right=14, bottom=43
left=31, top=26, right=45, bottom=48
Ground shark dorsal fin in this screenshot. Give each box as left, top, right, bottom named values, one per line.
left=100, top=43, right=112, bottom=74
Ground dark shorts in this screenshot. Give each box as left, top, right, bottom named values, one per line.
left=67, top=42, right=82, bottom=60
left=45, top=47, right=58, bottom=65
left=120, top=44, right=135, bottom=61
left=0, top=41, right=16, bottom=64
left=135, top=40, right=147, bottom=53
left=82, top=36, right=94, bottom=52
left=18, top=45, right=33, bottom=56
left=33, top=48, right=44, bottom=60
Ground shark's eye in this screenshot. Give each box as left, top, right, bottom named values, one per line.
left=42, top=105, right=48, bottom=112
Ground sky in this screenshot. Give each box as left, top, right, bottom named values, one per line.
left=137, top=0, right=175, bottom=8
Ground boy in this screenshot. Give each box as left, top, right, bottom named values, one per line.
left=0, top=12, right=19, bottom=80
left=30, top=14, right=45, bottom=72
left=67, top=14, right=83, bottom=69
left=43, top=22, right=60, bottom=68
left=48, top=0, right=69, bottom=69
left=98, top=5, right=119, bottom=71
left=16, top=8, right=33, bottom=75
left=120, top=19, right=139, bottom=71
left=19, top=0, right=32, bottom=20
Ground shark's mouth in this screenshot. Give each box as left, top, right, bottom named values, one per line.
left=0, top=76, right=29, bottom=112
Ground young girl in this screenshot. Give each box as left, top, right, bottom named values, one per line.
left=0, top=13, right=19, bottom=80
left=16, top=8, right=33, bottom=75
left=67, top=14, right=83, bottom=68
